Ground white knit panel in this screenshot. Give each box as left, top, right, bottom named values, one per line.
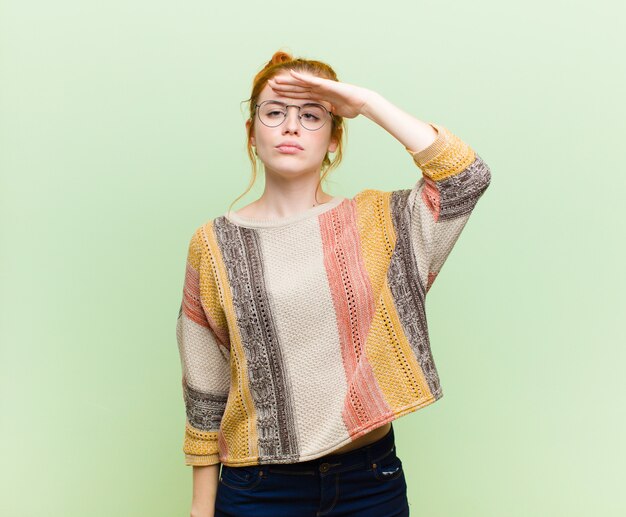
left=257, top=219, right=352, bottom=459
left=176, top=311, right=230, bottom=394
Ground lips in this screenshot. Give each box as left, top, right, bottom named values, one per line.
left=275, top=142, right=304, bottom=154
left=275, top=141, right=303, bottom=150
left=275, top=146, right=302, bottom=154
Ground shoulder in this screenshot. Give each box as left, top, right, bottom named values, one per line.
left=350, top=186, right=417, bottom=235
left=352, top=188, right=385, bottom=205
left=352, top=187, right=412, bottom=211
left=186, top=218, right=220, bottom=259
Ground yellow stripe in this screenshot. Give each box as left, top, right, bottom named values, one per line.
left=183, top=420, right=219, bottom=458
left=353, top=188, right=394, bottom=299
left=201, top=221, right=259, bottom=463
left=360, top=193, right=434, bottom=408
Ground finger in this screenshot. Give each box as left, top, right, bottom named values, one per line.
left=269, top=91, right=317, bottom=99
left=270, top=77, right=308, bottom=87
left=270, top=83, right=312, bottom=93
left=268, top=77, right=300, bottom=86
left=289, top=70, right=321, bottom=84
left=272, top=73, right=316, bottom=87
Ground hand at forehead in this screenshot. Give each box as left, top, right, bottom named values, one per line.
left=263, top=73, right=333, bottom=112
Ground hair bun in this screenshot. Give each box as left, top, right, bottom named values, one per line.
left=269, top=50, right=293, bottom=66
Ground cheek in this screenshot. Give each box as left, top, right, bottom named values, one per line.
left=253, top=127, right=272, bottom=147
left=310, top=126, right=332, bottom=146
left=315, top=135, right=333, bottom=153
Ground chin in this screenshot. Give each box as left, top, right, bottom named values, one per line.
left=265, top=162, right=321, bottom=177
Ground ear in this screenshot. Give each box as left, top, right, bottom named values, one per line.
left=328, top=137, right=338, bottom=154
left=246, top=118, right=255, bottom=146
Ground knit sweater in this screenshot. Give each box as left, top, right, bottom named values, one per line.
left=175, top=122, right=491, bottom=467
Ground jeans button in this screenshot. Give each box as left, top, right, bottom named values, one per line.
left=319, top=462, right=330, bottom=473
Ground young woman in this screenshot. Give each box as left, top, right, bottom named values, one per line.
left=176, top=50, right=491, bottom=517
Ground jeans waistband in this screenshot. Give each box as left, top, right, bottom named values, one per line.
left=265, top=423, right=396, bottom=476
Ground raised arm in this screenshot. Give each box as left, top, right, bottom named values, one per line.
left=359, top=92, right=492, bottom=291
left=265, top=71, right=492, bottom=290
left=358, top=90, right=439, bottom=156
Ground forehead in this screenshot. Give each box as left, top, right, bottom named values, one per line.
left=258, top=75, right=332, bottom=111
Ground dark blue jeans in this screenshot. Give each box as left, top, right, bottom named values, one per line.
left=215, top=423, right=410, bottom=516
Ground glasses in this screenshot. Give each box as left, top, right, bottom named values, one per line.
left=255, top=100, right=333, bottom=131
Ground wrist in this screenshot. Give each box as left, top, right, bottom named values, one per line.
left=358, top=90, right=386, bottom=120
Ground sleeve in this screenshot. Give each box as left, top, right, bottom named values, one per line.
left=403, top=122, right=492, bottom=293
left=176, top=227, right=231, bottom=466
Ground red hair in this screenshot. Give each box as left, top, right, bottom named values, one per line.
left=228, top=49, right=347, bottom=216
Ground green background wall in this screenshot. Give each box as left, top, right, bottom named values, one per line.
left=2, top=0, right=624, bottom=515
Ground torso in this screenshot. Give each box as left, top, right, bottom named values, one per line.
left=331, top=422, right=392, bottom=455
left=234, top=196, right=391, bottom=456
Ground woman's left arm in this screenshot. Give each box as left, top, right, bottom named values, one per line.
left=359, top=92, right=492, bottom=292
left=358, top=91, right=439, bottom=156
left=354, top=90, right=492, bottom=293
left=269, top=71, right=492, bottom=290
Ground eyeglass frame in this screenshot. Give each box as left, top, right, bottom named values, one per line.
left=254, top=100, right=334, bottom=131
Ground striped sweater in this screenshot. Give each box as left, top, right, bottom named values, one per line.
left=176, top=122, right=491, bottom=467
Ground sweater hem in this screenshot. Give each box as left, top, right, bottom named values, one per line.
left=217, top=392, right=442, bottom=467
left=184, top=452, right=221, bottom=467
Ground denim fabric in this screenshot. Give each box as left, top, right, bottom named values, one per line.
left=215, top=423, right=410, bottom=516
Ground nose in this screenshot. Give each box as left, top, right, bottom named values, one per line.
left=282, top=105, right=301, bottom=135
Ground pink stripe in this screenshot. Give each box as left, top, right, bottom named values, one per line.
left=427, top=271, right=438, bottom=293
left=218, top=429, right=229, bottom=459
left=318, top=200, right=392, bottom=439
left=182, top=262, right=209, bottom=328
left=422, top=176, right=441, bottom=221
left=183, top=260, right=230, bottom=349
